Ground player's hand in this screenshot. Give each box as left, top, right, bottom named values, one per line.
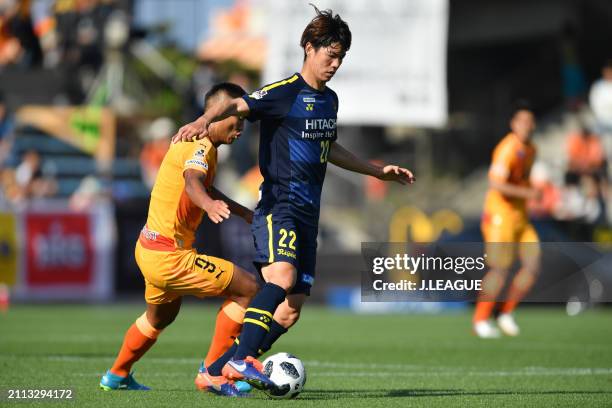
left=377, top=165, right=415, bottom=185
left=205, top=199, right=231, bottom=224
left=172, top=118, right=210, bottom=144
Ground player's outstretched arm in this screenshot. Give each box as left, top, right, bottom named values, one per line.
left=172, top=97, right=250, bottom=144
left=184, top=169, right=230, bottom=224
left=208, top=186, right=254, bottom=224
left=489, top=180, right=541, bottom=200
left=328, top=142, right=415, bottom=185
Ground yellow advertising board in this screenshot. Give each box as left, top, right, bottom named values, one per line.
left=0, top=213, right=18, bottom=285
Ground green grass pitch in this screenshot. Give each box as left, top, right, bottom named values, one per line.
left=1, top=304, right=611, bottom=407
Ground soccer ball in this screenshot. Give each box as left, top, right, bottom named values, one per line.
left=262, top=352, right=306, bottom=399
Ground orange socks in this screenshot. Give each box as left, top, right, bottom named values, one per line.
left=473, top=301, right=496, bottom=323
left=204, top=300, right=245, bottom=367
left=110, top=313, right=162, bottom=377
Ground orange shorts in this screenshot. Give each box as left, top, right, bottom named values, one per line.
left=135, top=241, right=235, bottom=304
left=481, top=212, right=540, bottom=269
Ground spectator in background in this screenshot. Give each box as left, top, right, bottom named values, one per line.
left=566, top=126, right=607, bottom=184
left=31, top=0, right=60, bottom=67
left=589, top=60, right=612, bottom=148
left=0, top=0, right=42, bottom=67
left=69, top=174, right=104, bottom=211
left=528, top=162, right=561, bottom=219
left=140, top=117, right=173, bottom=190
left=0, top=1, right=21, bottom=67
left=0, top=91, right=15, bottom=167
left=15, top=150, right=57, bottom=200
left=565, top=126, right=608, bottom=224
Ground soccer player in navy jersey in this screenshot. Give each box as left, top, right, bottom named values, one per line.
left=173, top=6, right=414, bottom=394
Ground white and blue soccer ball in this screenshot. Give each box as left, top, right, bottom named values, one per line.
left=262, top=352, right=306, bottom=399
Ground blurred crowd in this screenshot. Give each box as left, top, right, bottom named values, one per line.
left=0, top=0, right=610, bottom=243
left=0, top=0, right=262, bottom=212
left=528, top=61, right=612, bottom=235
left=0, top=0, right=121, bottom=71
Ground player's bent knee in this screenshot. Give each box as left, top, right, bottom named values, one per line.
left=146, top=299, right=181, bottom=330
left=228, top=266, right=260, bottom=299
left=262, top=262, right=297, bottom=291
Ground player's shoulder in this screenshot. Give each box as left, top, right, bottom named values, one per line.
left=171, top=138, right=213, bottom=157
left=325, top=86, right=339, bottom=111
left=494, top=133, right=518, bottom=154
left=325, top=86, right=338, bottom=100
left=248, top=73, right=303, bottom=100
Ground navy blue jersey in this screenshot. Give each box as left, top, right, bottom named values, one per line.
left=243, top=73, right=338, bottom=226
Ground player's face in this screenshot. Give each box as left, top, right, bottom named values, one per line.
left=510, top=110, right=535, bottom=141
left=308, top=42, right=345, bottom=83
left=217, top=115, right=244, bottom=145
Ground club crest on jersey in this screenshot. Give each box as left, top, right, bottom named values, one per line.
left=249, top=89, right=267, bottom=100
left=185, top=159, right=208, bottom=170
left=194, top=149, right=205, bottom=157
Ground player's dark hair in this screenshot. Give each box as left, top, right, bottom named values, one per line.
left=204, top=82, right=246, bottom=110
left=300, top=4, right=351, bottom=60
left=510, top=99, right=533, bottom=119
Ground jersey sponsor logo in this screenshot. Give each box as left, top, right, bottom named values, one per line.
left=277, top=247, right=297, bottom=259
left=249, top=89, right=268, bottom=100
left=302, top=274, right=314, bottom=285
left=140, top=225, right=159, bottom=241
left=185, top=159, right=209, bottom=169
left=303, top=97, right=316, bottom=103
left=305, top=118, right=336, bottom=130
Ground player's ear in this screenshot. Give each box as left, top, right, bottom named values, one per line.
left=305, top=42, right=314, bottom=57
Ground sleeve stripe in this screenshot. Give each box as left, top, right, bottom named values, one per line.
left=261, top=74, right=299, bottom=93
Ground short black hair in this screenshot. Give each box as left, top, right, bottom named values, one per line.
left=300, top=4, right=351, bottom=59
left=204, top=82, right=246, bottom=110
left=510, top=99, right=533, bottom=119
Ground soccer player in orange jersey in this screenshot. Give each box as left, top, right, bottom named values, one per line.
left=100, top=83, right=258, bottom=396
left=474, top=102, right=542, bottom=338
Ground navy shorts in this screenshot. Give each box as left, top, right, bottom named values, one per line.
left=251, top=211, right=318, bottom=295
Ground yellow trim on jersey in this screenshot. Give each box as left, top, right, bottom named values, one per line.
left=261, top=74, right=299, bottom=93
left=267, top=214, right=274, bottom=263
left=246, top=307, right=273, bottom=319
left=243, top=318, right=270, bottom=332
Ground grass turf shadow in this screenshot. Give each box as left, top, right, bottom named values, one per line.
left=299, top=389, right=612, bottom=400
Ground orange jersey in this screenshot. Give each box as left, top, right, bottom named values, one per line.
left=142, top=138, right=217, bottom=250
left=484, top=133, right=536, bottom=219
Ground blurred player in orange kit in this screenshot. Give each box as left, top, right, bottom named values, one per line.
left=474, top=101, right=541, bottom=338
left=100, top=83, right=259, bottom=396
